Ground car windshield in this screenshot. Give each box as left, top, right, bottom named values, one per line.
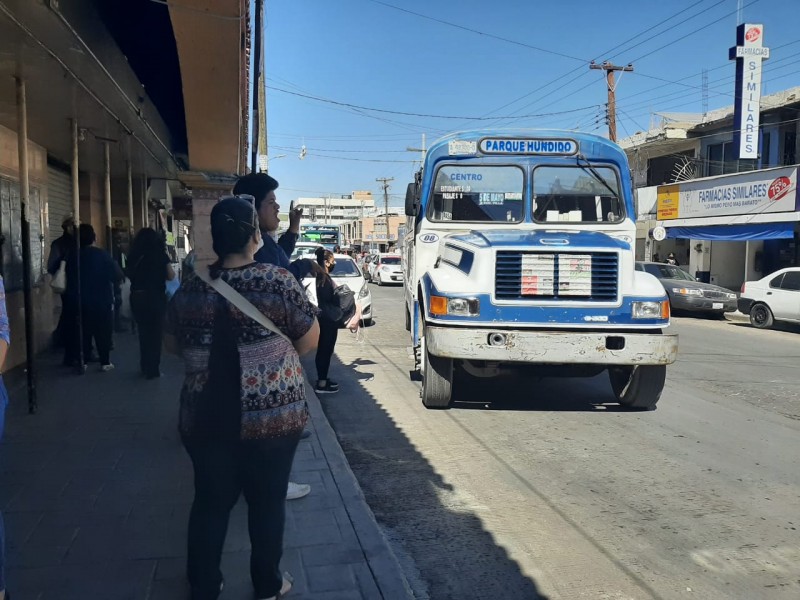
left=643, top=263, right=695, bottom=281
left=381, top=256, right=401, bottom=265
left=533, top=165, right=623, bottom=224
left=290, top=245, right=321, bottom=261
left=331, top=259, right=361, bottom=277
left=429, top=165, right=524, bottom=223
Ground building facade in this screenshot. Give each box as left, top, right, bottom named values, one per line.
left=620, top=86, right=800, bottom=291
left=0, top=0, right=253, bottom=383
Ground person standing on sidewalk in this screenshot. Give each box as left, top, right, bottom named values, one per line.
left=47, top=216, right=75, bottom=351
left=127, top=228, right=175, bottom=379
left=0, top=275, right=11, bottom=600
left=313, top=248, right=341, bottom=395
left=65, top=225, right=123, bottom=371
left=232, top=173, right=322, bottom=499
left=165, top=196, right=319, bottom=600
left=232, top=173, right=316, bottom=282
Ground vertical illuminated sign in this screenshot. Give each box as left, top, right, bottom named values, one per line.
left=729, top=24, right=770, bottom=159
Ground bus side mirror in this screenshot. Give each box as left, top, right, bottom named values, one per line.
left=405, top=182, right=419, bottom=216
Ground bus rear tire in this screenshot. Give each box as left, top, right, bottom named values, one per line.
left=608, top=365, right=665, bottom=411
left=421, top=337, right=453, bottom=409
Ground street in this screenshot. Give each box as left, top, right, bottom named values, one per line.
left=316, top=284, right=800, bottom=600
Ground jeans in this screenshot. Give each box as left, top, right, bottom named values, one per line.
left=315, top=321, right=339, bottom=381
left=183, top=435, right=301, bottom=600
left=131, top=291, right=166, bottom=377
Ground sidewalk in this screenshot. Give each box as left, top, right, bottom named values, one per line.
left=0, top=334, right=412, bottom=600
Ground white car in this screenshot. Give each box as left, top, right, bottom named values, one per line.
left=290, top=241, right=323, bottom=261
left=302, top=254, right=373, bottom=326
left=738, top=267, right=800, bottom=329
left=369, top=254, right=404, bottom=285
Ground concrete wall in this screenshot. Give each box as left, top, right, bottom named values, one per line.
left=0, top=125, right=57, bottom=370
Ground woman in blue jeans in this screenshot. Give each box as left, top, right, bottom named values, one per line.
left=0, top=274, right=11, bottom=600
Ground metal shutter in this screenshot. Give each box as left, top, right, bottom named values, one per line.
left=47, top=164, right=72, bottom=243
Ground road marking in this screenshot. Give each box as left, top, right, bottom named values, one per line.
left=691, top=545, right=800, bottom=574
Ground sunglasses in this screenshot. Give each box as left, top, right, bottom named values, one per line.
left=219, top=194, right=258, bottom=229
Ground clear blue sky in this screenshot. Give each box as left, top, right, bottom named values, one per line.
left=263, top=0, right=798, bottom=207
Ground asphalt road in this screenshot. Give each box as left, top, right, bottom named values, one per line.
left=315, top=284, right=800, bottom=600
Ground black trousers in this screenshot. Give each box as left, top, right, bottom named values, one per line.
left=315, top=320, right=339, bottom=381
left=183, top=435, right=301, bottom=600
left=62, top=298, right=81, bottom=366
left=82, top=307, right=113, bottom=366
left=131, top=290, right=166, bottom=377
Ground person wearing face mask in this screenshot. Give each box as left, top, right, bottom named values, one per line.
left=232, top=173, right=316, bottom=282
left=313, top=248, right=342, bottom=395
left=165, top=196, right=319, bottom=600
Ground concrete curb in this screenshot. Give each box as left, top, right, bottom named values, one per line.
left=303, top=378, right=415, bottom=600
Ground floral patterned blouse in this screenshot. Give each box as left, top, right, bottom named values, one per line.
left=166, top=263, right=317, bottom=440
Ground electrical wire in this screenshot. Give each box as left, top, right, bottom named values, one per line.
left=364, top=0, right=588, bottom=63
left=268, top=85, right=600, bottom=121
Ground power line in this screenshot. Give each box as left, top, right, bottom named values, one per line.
left=267, top=85, right=600, bottom=120
left=365, top=0, right=588, bottom=63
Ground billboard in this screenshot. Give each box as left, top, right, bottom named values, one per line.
left=729, top=24, right=770, bottom=159
left=657, top=167, right=799, bottom=220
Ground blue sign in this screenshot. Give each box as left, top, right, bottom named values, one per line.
left=479, top=138, right=577, bottom=156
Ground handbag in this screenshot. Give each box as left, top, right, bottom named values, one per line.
left=195, top=269, right=291, bottom=344
left=320, top=284, right=357, bottom=329
left=50, top=260, right=67, bottom=294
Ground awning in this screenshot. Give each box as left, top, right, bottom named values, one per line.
left=665, top=222, right=795, bottom=241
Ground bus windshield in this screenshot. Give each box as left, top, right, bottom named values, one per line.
left=429, top=165, right=524, bottom=223
left=532, top=165, right=623, bottom=224
left=301, top=229, right=339, bottom=247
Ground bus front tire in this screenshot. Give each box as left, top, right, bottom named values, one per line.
left=608, top=365, right=665, bottom=411
left=421, top=339, right=453, bottom=409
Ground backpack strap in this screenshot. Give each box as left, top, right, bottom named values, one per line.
left=195, top=269, right=292, bottom=344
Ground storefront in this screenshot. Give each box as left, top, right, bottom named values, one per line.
left=652, top=166, right=800, bottom=290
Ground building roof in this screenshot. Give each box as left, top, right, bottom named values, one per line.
left=618, top=85, right=800, bottom=150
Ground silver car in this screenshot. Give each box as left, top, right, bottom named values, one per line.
left=636, top=262, right=738, bottom=315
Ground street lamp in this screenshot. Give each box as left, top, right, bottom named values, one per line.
left=259, top=153, right=287, bottom=173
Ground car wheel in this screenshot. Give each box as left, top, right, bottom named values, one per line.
left=377, top=276, right=383, bottom=286
left=750, top=303, right=774, bottom=329
left=362, top=317, right=373, bottom=327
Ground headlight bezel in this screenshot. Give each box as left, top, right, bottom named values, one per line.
left=632, top=300, right=670, bottom=320
left=430, top=295, right=480, bottom=317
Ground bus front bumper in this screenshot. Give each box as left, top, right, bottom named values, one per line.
left=425, top=326, right=678, bottom=365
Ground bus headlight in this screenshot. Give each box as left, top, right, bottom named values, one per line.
left=632, top=300, right=670, bottom=319
left=430, top=295, right=479, bottom=316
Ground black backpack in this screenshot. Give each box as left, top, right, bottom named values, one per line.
left=320, top=284, right=357, bottom=328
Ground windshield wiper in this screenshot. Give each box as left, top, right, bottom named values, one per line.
left=575, top=154, right=621, bottom=201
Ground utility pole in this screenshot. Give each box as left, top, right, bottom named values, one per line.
left=589, top=61, right=634, bottom=142
left=376, top=177, right=393, bottom=248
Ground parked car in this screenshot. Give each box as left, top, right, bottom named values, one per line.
left=635, top=261, right=738, bottom=315
left=738, top=267, right=800, bottom=329
left=371, top=254, right=403, bottom=286
left=290, top=241, right=323, bottom=261
left=302, top=253, right=373, bottom=326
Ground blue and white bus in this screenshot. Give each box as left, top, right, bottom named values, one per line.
left=300, top=224, right=341, bottom=250
left=402, top=129, right=678, bottom=410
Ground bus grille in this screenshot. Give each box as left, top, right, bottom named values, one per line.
left=495, top=251, right=618, bottom=301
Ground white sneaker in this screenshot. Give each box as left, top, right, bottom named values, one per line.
left=100, top=363, right=115, bottom=372
left=286, top=481, right=311, bottom=500
left=258, top=572, right=293, bottom=599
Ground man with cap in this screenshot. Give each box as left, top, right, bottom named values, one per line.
left=666, top=252, right=678, bottom=266
left=48, top=216, right=76, bottom=352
